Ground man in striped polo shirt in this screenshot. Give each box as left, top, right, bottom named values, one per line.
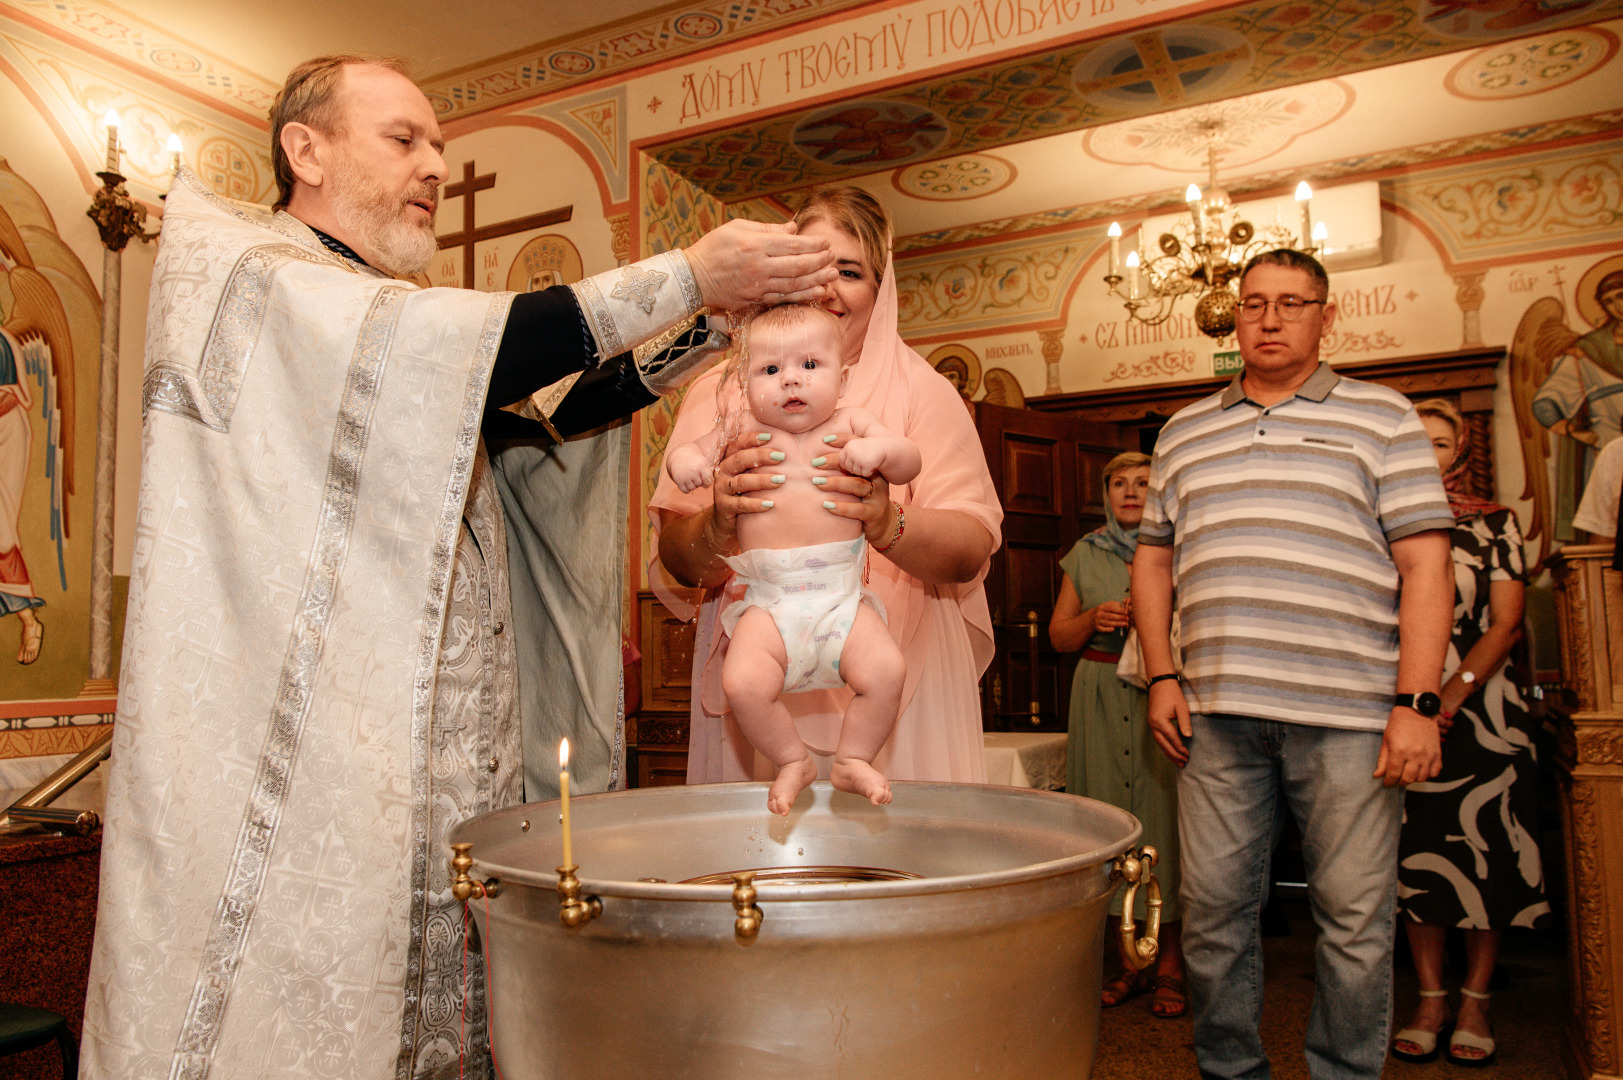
left=1131, top=249, right=1455, bottom=1080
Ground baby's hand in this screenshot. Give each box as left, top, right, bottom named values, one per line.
left=839, top=436, right=885, bottom=478
left=666, top=445, right=711, bottom=493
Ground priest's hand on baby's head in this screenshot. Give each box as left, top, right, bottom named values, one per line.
left=686, top=220, right=836, bottom=309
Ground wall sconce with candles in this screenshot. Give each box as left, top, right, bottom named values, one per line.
left=85, top=111, right=161, bottom=252
left=1101, top=135, right=1322, bottom=340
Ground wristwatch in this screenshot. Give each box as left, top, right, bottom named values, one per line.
left=1394, top=692, right=1442, bottom=717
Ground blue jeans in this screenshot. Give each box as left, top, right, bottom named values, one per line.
left=1177, top=714, right=1402, bottom=1080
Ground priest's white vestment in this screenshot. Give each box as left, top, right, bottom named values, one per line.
left=81, top=170, right=671, bottom=1080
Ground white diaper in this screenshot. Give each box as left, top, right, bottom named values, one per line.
left=721, top=538, right=886, bottom=694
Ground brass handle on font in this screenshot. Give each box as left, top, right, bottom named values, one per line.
left=450, top=842, right=501, bottom=902
left=732, top=871, right=763, bottom=940
left=1109, top=845, right=1161, bottom=971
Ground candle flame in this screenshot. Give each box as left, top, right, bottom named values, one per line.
left=1185, top=183, right=1202, bottom=203
left=1312, top=222, right=1328, bottom=241
left=1107, top=221, right=1122, bottom=238
left=103, top=108, right=121, bottom=130
left=1125, top=250, right=1140, bottom=267
left=560, top=738, right=570, bottom=769
left=166, top=133, right=184, bottom=153
left=1294, top=181, right=1313, bottom=202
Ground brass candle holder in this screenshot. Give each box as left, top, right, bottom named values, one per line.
left=557, top=864, right=602, bottom=928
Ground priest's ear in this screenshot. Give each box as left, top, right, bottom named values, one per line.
left=280, top=122, right=329, bottom=191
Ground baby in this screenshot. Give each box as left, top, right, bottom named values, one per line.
left=666, top=304, right=920, bottom=815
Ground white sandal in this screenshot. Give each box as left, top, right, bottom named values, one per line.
left=1393, top=988, right=1453, bottom=1064
left=1447, top=988, right=1496, bottom=1068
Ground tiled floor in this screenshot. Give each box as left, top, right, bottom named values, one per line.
left=1092, top=901, right=1569, bottom=1079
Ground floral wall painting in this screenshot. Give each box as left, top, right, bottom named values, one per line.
left=1509, top=251, right=1623, bottom=565
left=0, top=161, right=100, bottom=694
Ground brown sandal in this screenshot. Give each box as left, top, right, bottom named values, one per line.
left=1150, top=974, right=1189, bottom=1019
left=1101, top=968, right=1149, bottom=1008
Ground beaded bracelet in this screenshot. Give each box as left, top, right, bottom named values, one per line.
left=873, top=501, right=906, bottom=554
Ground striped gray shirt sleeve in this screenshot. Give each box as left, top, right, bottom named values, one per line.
left=1377, top=406, right=1454, bottom=542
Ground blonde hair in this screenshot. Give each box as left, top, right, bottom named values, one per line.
left=270, top=54, right=411, bottom=211
left=1413, top=398, right=1463, bottom=439
left=792, top=186, right=891, bottom=285
left=1103, top=451, right=1151, bottom=483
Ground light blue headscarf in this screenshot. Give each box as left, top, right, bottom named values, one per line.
left=1081, top=503, right=1138, bottom=564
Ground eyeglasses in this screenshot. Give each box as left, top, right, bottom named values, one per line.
left=1238, top=296, right=1326, bottom=322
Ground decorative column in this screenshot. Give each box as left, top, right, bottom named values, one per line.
left=1039, top=328, right=1065, bottom=394
left=1452, top=272, right=1487, bottom=349
left=81, top=112, right=157, bottom=695
left=1549, top=544, right=1623, bottom=1080
left=607, top=213, right=631, bottom=267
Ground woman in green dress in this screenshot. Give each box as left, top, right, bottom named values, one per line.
left=1049, top=451, right=1185, bottom=1018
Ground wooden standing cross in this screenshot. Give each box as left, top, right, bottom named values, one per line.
left=437, top=160, right=573, bottom=289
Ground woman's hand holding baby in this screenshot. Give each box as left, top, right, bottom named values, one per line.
left=709, top=431, right=784, bottom=540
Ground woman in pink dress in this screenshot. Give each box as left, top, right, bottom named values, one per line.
left=651, top=186, right=1002, bottom=784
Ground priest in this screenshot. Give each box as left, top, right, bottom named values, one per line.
left=81, top=54, right=834, bottom=1080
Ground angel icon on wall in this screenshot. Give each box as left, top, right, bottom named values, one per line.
left=1510, top=254, right=1623, bottom=566
left=0, top=204, right=75, bottom=666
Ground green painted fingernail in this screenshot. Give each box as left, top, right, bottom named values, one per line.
left=756, top=433, right=772, bottom=442
left=812, top=477, right=828, bottom=486
left=823, top=434, right=837, bottom=444
left=769, top=451, right=786, bottom=462
left=770, top=475, right=785, bottom=484
left=761, top=500, right=774, bottom=509
left=811, top=456, right=827, bottom=467
left=823, top=500, right=836, bottom=509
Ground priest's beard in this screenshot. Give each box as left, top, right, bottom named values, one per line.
left=328, top=158, right=438, bottom=277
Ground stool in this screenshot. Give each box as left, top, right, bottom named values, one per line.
left=0, top=1002, right=77, bottom=1079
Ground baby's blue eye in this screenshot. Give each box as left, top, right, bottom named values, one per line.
left=803, top=359, right=817, bottom=369
left=763, top=364, right=778, bottom=375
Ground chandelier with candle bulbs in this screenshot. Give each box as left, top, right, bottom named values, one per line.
left=1102, top=137, right=1325, bottom=340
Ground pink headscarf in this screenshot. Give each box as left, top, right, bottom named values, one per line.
left=649, top=251, right=1002, bottom=734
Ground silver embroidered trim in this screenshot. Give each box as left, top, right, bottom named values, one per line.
left=142, top=366, right=206, bottom=426
left=394, top=291, right=514, bottom=1080
left=668, top=250, right=703, bottom=315
left=169, top=286, right=409, bottom=1080
left=569, top=273, right=622, bottom=362
left=639, top=326, right=731, bottom=397
left=199, top=244, right=336, bottom=428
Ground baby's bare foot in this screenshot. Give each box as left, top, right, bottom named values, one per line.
left=831, top=759, right=892, bottom=806
left=768, top=756, right=818, bottom=816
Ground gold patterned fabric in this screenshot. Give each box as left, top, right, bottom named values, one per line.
left=84, top=170, right=517, bottom=1080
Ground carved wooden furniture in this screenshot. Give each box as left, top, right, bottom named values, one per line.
left=1550, top=544, right=1623, bottom=1080
left=629, top=590, right=700, bottom=787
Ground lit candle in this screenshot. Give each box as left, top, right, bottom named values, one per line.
left=1312, top=221, right=1328, bottom=252
left=102, top=109, right=121, bottom=172
left=559, top=738, right=572, bottom=869
left=1107, top=221, right=1122, bottom=276
left=1295, top=181, right=1313, bottom=248
left=1186, top=184, right=1204, bottom=244
left=1126, top=249, right=1141, bottom=300
left=166, top=133, right=183, bottom=177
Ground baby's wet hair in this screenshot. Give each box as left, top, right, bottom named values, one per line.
left=745, top=301, right=841, bottom=338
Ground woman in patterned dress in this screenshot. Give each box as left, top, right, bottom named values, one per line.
left=1392, top=399, right=1550, bottom=1068
left=1049, top=451, right=1185, bottom=1018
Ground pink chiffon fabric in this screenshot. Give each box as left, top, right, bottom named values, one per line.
left=649, top=254, right=1002, bottom=783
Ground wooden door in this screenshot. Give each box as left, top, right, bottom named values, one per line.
left=974, top=401, right=1134, bottom=732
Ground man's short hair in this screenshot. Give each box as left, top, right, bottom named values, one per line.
left=1240, top=248, right=1330, bottom=299
left=270, top=54, right=410, bottom=211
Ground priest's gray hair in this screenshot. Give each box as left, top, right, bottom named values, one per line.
left=270, top=54, right=411, bottom=211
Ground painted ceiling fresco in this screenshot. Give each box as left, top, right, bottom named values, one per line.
left=651, top=0, right=1623, bottom=202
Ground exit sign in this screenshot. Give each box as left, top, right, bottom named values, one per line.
left=1213, top=350, right=1244, bottom=376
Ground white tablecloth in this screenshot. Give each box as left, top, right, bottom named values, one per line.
left=982, top=732, right=1067, bottom=790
